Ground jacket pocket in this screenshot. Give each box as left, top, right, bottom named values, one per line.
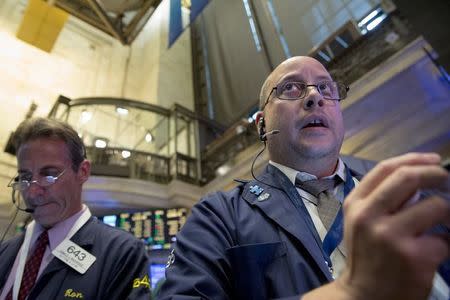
left=225, top=242, right=286, bottom=300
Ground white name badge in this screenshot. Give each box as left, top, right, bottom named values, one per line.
left=52, top=239, right=96, bottom=274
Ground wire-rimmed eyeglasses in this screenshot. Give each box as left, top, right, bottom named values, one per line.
left=263, top=81, right=349, bottom=109
left=7, top=169, right=67, bottom=191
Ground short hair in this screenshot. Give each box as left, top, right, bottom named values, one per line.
left=13, top=117, right=86, bottom=171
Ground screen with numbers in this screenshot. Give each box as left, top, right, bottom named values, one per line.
left=99, top=208, right=188, bottom=250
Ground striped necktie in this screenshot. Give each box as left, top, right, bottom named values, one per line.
left=5, top=230, right=49, bottom=300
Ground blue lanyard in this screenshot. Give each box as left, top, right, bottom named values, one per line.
left=322, top=167, right=355, bottom=258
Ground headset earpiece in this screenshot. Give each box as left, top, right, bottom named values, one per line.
left=258, top=117, right=266, bottom=141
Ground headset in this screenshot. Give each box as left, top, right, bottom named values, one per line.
left=251, top=116, right=282, bottom=191
left=258, top=117, right=267, bottom=141
left=0, top=185, right=34, bottom=247
left=258, top=117, right=279, bottom=142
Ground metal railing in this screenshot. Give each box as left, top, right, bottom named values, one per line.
left=48, top=97, right=206, bottom=185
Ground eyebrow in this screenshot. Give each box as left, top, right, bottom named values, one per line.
left=276, top=74, right=332, bottom=85
left=18, top=166, right=61, bottom=173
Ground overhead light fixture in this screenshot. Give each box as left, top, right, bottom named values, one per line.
left=80, top=109, right=92, bottom=124
left=145, top=132, right=153, bottom=143
left=116, top=107, right=129, bottom=115
left=358, top=9, right=380, bottom=27
left=94, top=138, right=107, bottom=148
left=366, top=15, right=387, bottom=31
left=121, top=150, right=131, bottom=159
left=358, top=7, right=387, bottom=35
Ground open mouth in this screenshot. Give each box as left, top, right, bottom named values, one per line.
left=302, top=119, right=327, bottom=129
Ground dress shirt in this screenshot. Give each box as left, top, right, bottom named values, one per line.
left=0, top=205, right=88, bottom=300
left=270, top=159, right=358, bottom=278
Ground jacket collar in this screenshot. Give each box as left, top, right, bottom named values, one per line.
left=242, top=164, right=334, bottom=281
left=38, top=217, right=96, bottom=277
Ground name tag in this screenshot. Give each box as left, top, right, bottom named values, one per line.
left=52, top=240, right=96, bottom=274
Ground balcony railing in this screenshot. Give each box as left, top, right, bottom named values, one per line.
left=48, top=97, right=205, bottom=185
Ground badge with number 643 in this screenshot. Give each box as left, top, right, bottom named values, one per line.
left=52, top=239, right=96, bottom=274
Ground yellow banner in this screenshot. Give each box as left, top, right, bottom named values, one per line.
left=16, top=0, right=68, bottom=52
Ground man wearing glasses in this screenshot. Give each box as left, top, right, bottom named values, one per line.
left=0, top=117, right=150, bottom=300
left=159, top=56, right=449, bottom=299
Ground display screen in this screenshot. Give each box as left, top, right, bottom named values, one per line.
left=99, top=208, right=187, bottom=249
left=102, top=215, right=117, bottom=227
left=149, top=264, right=166, bottom=289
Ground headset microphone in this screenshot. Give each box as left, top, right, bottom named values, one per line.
left=258, top=117, right=280, bottom=141
left=0, top=189, right=33, bottom=247
left=261, top=129, right=280, bottom=140
left=251, top=117, right=283, bottom=191
left=12, top=189, right=34, bottom=213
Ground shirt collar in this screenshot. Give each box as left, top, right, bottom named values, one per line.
left=33, top=204, right=88, bottom=251
left=269, top=158, right=346, bottom=185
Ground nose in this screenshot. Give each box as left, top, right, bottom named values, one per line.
left=303, top=86, right=324, bottom=110
left=26, top=180, right=45, bottom=198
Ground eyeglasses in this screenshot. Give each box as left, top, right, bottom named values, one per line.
left=263, top=81, right=349, bottom=109
left=8, top=169, right=66, bottom=191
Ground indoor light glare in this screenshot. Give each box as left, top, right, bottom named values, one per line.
left=358, top=9, right=379, bottom=27
left=94, top=139, right=107, bottom=148
left=80, top=110, right=92, bottom=124
left=216, top=165, right=231, bottom=176
left=121, top=150, right=131, bottom=159
left=145, top=132, right=153, bottom=143
left=366, top=15, right=386, bottom=31
left=116, top=107, right=129, bottom=115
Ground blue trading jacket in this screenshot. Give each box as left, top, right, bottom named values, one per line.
left=0, top=217, right=150, bottom=300
left=159, top=164, right=363, bottom=300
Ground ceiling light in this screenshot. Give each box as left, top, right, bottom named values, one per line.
left=80, top=110, right=92, bottom=124
left=94, top=138, right=107, bottom=148
left=145, top=132, right=153, bottom=143
left=367, top=15, right=386, bottom=31
left=116, top=107, right=129, bottom=115
left=121, top=150, right=131, bottom=159
left=358, top=9, right=380, bottom=27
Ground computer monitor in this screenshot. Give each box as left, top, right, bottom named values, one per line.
left=149, top=263, right=166, bottom=289
left=102, top=215, right=117, bottom=227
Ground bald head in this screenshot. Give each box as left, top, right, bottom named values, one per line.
left=259, top=56, right=331, bottom=110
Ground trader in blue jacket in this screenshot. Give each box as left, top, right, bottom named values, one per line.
left=0, top=117, right=150, bottom=300
left=159, top=56, right=450, bottom=299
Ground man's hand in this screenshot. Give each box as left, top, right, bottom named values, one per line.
left=340, top=152, right=450, bottom=300
left=304, top=153, right=450, bottom=300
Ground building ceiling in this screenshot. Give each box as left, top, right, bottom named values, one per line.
left=53, top=0, right=163, bottom=45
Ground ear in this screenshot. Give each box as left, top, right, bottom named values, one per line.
left=255, top=111, right=264, bottom=128
left=77, top=159, right=91, bottom=184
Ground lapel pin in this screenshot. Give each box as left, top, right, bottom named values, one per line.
left=249, top=185, right=264, bottom=196
left=257, top=192, right=270, bottom=201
